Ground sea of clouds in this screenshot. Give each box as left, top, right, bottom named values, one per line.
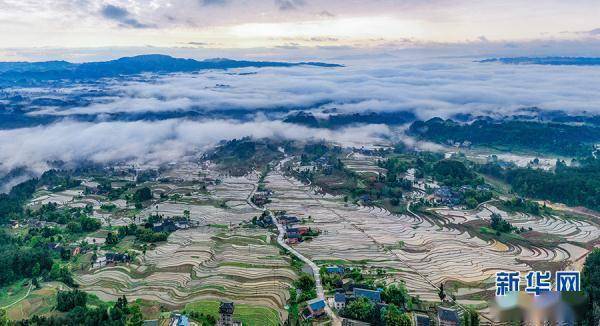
left=2, top=54, right=600, bottom=190
left=23, top=56, right=600, bottom=119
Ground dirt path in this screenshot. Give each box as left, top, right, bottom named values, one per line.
left=1, top=283, right=33, bottom=310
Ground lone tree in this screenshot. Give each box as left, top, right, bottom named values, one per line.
left=438, top=283, right=446, bottom=301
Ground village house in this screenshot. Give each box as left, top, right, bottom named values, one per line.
left=353, top=288, right=382, bottom=303
left=341, top=319, right=371, bottom=326
left=71, top=246, right=81, bottom=256
left=152, top=219, right=178, bottom=233
left=169, top=313, right=189, bottom=326
left=437, top=306, right=462, bottom=326
left=174, top=220, right=190, bottom=229
left=326, top=265, right=345, bottom=274
left=278, top=215, right=299, bottom=225
left=304, top=298, right=326, bottom=320
left=334, top=292, right=346, bottom=310
left=431, top=187, right=461, bottom=206
left=251, top=190, right=272, bottom=207
left=287, top=226, right=309, bottom=235
left=415, top=312, right=431, bottom=326
left=218, top=301, right=242, bottom=326
left=47, top=242, right=63, bottom=252
left=286, top=232, right=301, bottom=244
left=255, top=216, right=273, bottom=228
left=105, top=252, right=130, bottom=265
left=92, top=256, right=107, bottom=269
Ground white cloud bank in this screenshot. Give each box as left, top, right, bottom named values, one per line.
left=0, top=118, right=391, bottom=177
left=27, top=56, right=600, bottom=120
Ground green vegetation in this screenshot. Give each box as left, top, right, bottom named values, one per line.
left=15, top=293, right=143, bottom=326
left=341, top=297, right=375, bottom=322
left=480, top=158, right=600, bottom=210
left=462, top=188, right=492, bottom=209
left=205, top=137, right=285, bottom=176
left=0, top=230, right=64, bottom=287
left=56, top=289, right=87, bottom=312
left=382, top=283, right=412, bottom=309
left=490, top=213, right=516, bottom=234
left=409, top=118, right=600, bottom=156
left=582, top=249, right=600, bottom=325
left=28, top=203, right=101, bottom=235
left=132, top=187, right=152, bottom=203
left=432, top=160, right=483, bottom=187
left=293, top=273, right=316, bottom=302
left=0, top=178, right=37, bottom=223
left=185, top=300, right=280, bottom=326
left=38, top=170, right=82, bottom=192
left=498, top=197, right=550, bottom=215
left=382, top=304, right=411, bottom=326
left=107, top=223, right=169, bottom=246
left=93, top=180, right=136, bottom=201
left=462, top=307, right=480, bottom=326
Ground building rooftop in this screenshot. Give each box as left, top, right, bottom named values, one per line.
left=334, top=293, right=346, bottom=303
left=219, top=301, right=235, bottom=314
left=353, top=288, right=382, bottom=303
left=416, top=313, right=430, bottom=326
left=437, top=306, right=461, bottom=324
left=326, top=265, right=345, bottom=274
left=307, top=298, right=326, bottom=311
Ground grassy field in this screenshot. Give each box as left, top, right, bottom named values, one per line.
left=5, top=285, right=58, bottom=320
left=185, top=300, right=280, bottom=326
left=0, top=281, right=31, bottom=308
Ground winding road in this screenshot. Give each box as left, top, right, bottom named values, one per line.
left=245, top=166, right=340, bottom=325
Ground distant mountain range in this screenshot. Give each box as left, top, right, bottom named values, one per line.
left=479, top=57, right=600, bottom=66
left=0, top=54, right=342, bottom=85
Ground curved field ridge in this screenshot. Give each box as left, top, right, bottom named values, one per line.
left=264, top=166, right=600, bottom=303
left=76, top=227, right=296, bottom=318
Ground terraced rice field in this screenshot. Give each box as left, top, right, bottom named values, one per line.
left=76, top=227, right=297, bottom=320
left=141, top=163, right=259, bottom=224
left=341, top=152, right=386, bottom=176
left=264, top=160, right=600, bottom=316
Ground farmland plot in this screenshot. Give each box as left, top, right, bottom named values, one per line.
left=264, top=166, right=600, bottom=307
left=76, top=227, right=296, bottom=318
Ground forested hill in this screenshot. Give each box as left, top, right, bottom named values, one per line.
left=408, top=118, right=600, bottom=157
left=0, top=54, right=341, bottom=85
left=479, top=158, right=600, bottom=211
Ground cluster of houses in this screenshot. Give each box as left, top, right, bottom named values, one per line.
left=252, top=213, right=273, bottom=228
left=17, top=218, right=59, bottom=229
left=446, top=139, right=472, bottom=149
left=285, top=226, right=312, bottom=244
left=323, top=266, right=463, bottom=326
left=151, top=218, right=197, bottom=233
left=92, top=251, right=131, bottom=268
left=314, top=156, right=333, bottom=174
left=428, top=187, right=461, bottom=206
left=277, top=215, right=314, bottom=244
left=426, top=184, right=492, bottom=207
left=46, top=242, right=87, bottom=257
